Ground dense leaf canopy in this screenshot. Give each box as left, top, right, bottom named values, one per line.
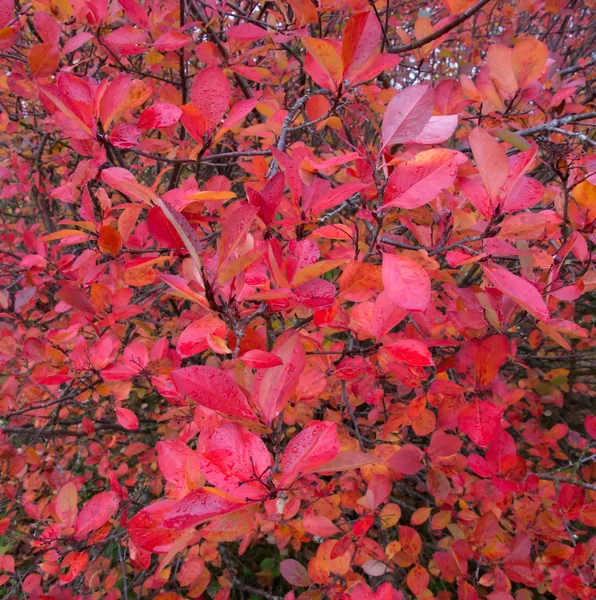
left=0, top=0, right=595, bottom=599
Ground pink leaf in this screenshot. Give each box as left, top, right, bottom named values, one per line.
left=410, top=115, right=458, bottom=144
left=190, top=65, right=230, bottom=132
left=253, top=333, right=306, bottom=427
left=226, top=23, right=268, bottom=41
left=162, top=488, right=251, bottom=530
left=469, top=127, right=509, bottom=203
left=483, top=263, right=550, bottom=322
left=309, top=181, right=368, bottom=215
left=382, top=254, right=430, bottom=311
left=281, top=421, right=340, bottom=485
left=280, top=559, right=312, bottom=587
left=153, top=30, right=192, bottom=51
left=73, top=492, right=120, bottom=540
left=381, top=85, right=434, bottom=148
left=0, top=0, right=13, bottom=29
left=108, top=123, right=140, bottom=148
left=240, top=349, right=283, bottom=368
left=458, top=399, right=503, bottom=447
left=157, top=440, right=200, bottom=493
left=115, top=407, right=138, bottom=431
left=198, top=423, right=272, bottom=500
left=303, top=514, right=342, bottom=538
left=137, top=103, right=182, bottom=129
left=172, top=366, right=259, bottom=422
left=388, top=445, right=424, bottom=474
left=313, top=450, right=379, bottom=473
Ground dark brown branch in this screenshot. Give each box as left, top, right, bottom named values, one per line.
left=388, top=0, right=494, bottom=54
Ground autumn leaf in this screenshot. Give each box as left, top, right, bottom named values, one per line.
left=458, top=398, right=503, bottom=447
left=483, top=263, right=550, bottom=322
left=281, top=421, right=340, bottom=485
left=73, top=492, right=120, bottom=540
left=382, top=254, right=431, bottom=312
left=381, top=85, right=434, bottom=148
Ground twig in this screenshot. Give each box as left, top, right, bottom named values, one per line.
left=388, top=0, right=494, bottom=54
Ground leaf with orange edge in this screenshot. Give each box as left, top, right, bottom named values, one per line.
left=55, top=482, right=78, bottom=528
left=384, top=148, right=459, bottom=209
left=512, top=37, right=548, bottom=88
left=303, top=37, right=344, bottom=91
left=28, top=43, right=60, bottom=77
left=469, top=126, right=509, bottom=203
left=73, top=491, right=120, bottom=541
left=98, top=225, right=122, bottom=256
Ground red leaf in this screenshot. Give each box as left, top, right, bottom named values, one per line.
left=127, top=499, right=182, bottom=553
left=227, top=23, right=268, bottom=42
left=281, top=421, right=340, bottom=485
left=198, top=423, right=272, bottom=500
left=483, top=263, right=550, bottom=322
left=388, top=445, right=424, bottom=475
left=115, top=407, right=138, bottom=431
left=190, top=65, right=230, bottom=132
left=240, top=349, right=283, bottom=368
left=381, top=85, right=434, bottom=148
left=458, top=399, right=503, bottom=447
left=341, top=11, right=381, bottom=80
left=157, top=440, right=200, bottom=494
left=586, top=415, right=596, bottom=440
left=253, top=333, right=306, bottom=427
left=59, top=551, right=88, bottom=585
left=137, top=103, right=182, bottom=129
left=147, top=206, right=185, bottom=249
left=108, top=123, right=140, bottom=148
left=172, top=366, right=259, bottom=422
left=161, top=488, right=251, bottom=530
left=474, top=335, right=509, bottom=387
left=73, top=491, right=120, bottom=540
left=383, top=339, right=434, bottom=367
left=384, top=149, right=459, bottom=209
left=382, top=254, right=430, bottom=312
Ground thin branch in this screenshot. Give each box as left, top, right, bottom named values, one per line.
left=388, top=0, right=494, bottom=54
left=537, top=473, right=596, bottom=492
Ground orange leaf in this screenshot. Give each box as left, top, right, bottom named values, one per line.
left=98, top=225, right=122, bottom=256
left=29, top=43, right=60, bottom=77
